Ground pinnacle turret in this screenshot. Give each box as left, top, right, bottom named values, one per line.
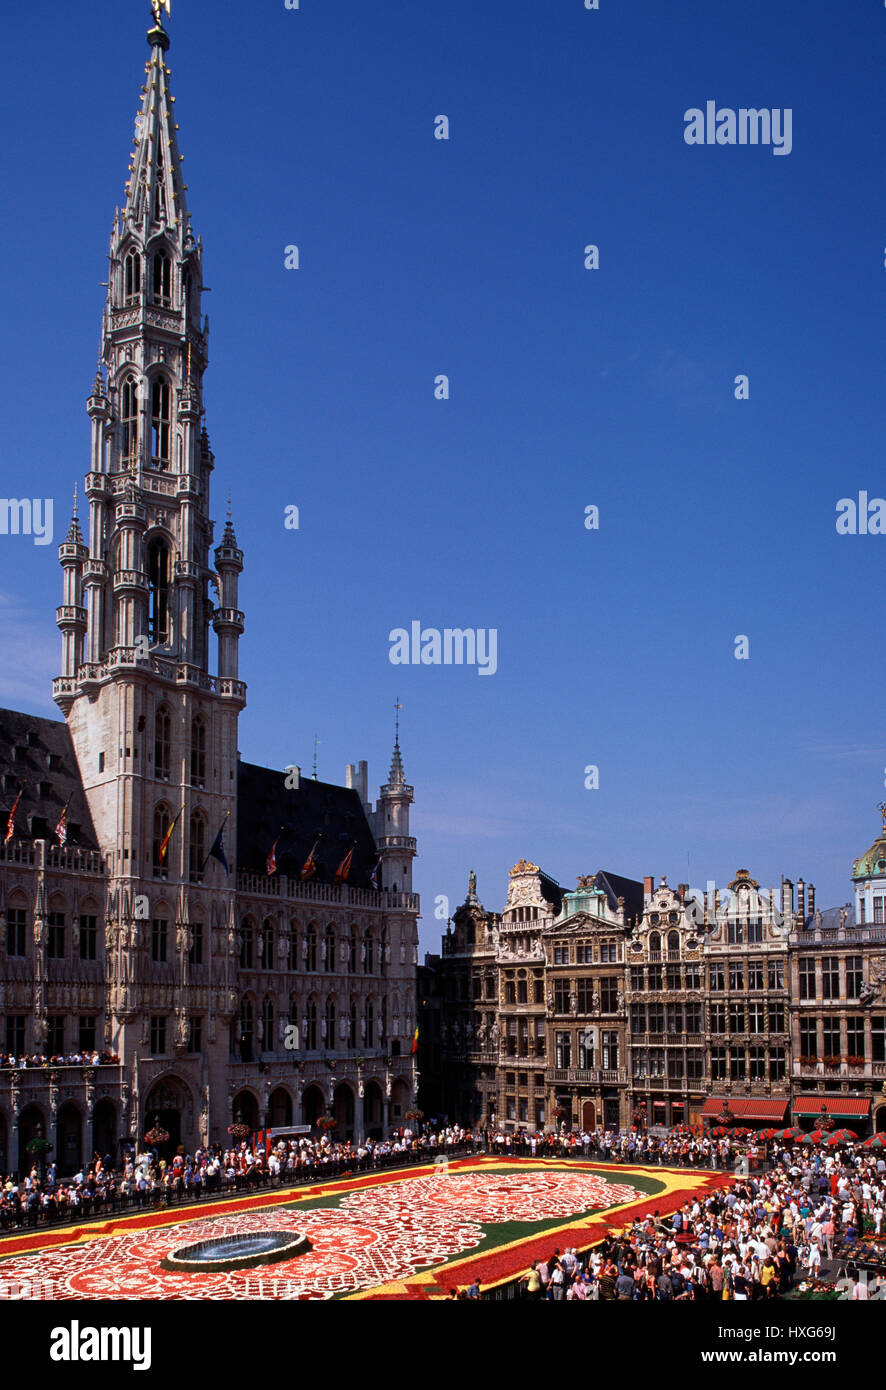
left=388, top=737, right=405, bottom=788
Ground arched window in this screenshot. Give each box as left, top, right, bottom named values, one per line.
left=121, top=373, right=139, bottom=464
left=324, top=995, right=336, bottom=1045
left=348, top=929, right=357, bottom=974
left=190, top=715, right=206, bottom=788
left=147, top=539, right=170, bottom=644
left=667, top=930, right=680, bottom=958
left=288, top=920, right=299, bottom=971
left=349, top=1000, right=357, bottom=1048
left=154, top=705, right=171, bottom=780
left=188, top=811, right=205, bottom=883
left=649, top=932, right=661, bottom=959
left=324, top=925, right=336, bottom=972
left=305, top=999, right=317, bottom=1050
left=305, top=925, right=317, bottom=972
left=261, top=996, right=274, bottom=1053
left=261, top=918, right=275, bottom=970
left=153, top=249, right=172, bottom=307
left=152, top=804, right=171, bottom=875
left=380, top=997, right=388, bottom=1045
left=124, top=250, right=141, bottom=305
left=240, top=919, right=254, bottom=970
left=364, top=998, right=374, bottom=1048
left=363, top=929, right=374, bottom=975
left=150, top=377, right=171, bottom=468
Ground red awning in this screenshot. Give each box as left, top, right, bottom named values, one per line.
left=793, top=1094, right=871, bottom=1118
left=701, top=1097, right=789, bottom=1123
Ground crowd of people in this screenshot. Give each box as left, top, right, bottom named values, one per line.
left=0, top=1051, right=120, bottom=1070
left=512, top=1133, right=886, bottom=1302
left=3, top=1115, right=885, bottom=1305
left=0, top=1124, right=477, bottom=1231
left=483, top=1127, right=745, bottom=1169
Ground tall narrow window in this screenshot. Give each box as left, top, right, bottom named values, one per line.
left=189, top=919, right=204, bottom=966
left=152, top=804, right=171, bottom=875
left=151, top=918, right=168, bottom=963
left=150, top=378, right=171, bottom=468
left=190, top=715, right=206, bottom=787
left=154, top=705, right=171, bottom=779
left=153, top=249, right=172, bottom=307
left=240, top=920, right=254, bottom=970
left=239, top=1000, right=253, bottom=1062
left=261, top=997, right=274, bottom=1053
left=261, top=918, right=275, bottom=970
left=153, top=149, right=167, bottom=222
left=121, top=373, right=139, bottom=464
left=306, top=1000, right=317, bottom=1050
left=147, top=540, right=170, bottom=644
left=124, top=250, right=141, bottom=305
left=325, top=995, right=336, bottom=1045
left=365, top=999, right=374, bottom=1047
left=188, top=812, right=205, bottom=883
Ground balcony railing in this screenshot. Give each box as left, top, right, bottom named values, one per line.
left=236, top=872, right=419, bottom=912
left=547, top=1067, right=627, bottom=1085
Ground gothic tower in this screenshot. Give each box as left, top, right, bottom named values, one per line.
left=52, top=8, right=245, bottom=1133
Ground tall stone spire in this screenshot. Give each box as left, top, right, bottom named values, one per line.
left=388, top=698, right=406, bottom=787
left=125, top=6, right=190, bottom=239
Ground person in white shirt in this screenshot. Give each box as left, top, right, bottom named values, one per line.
left=852, top=1278, right=869, bottom=1300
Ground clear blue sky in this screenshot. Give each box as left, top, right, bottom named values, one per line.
left=2, top=0, right=884, bottom=952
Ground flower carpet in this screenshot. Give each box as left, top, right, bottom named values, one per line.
left=0, top=1158, right=724, bottom=1301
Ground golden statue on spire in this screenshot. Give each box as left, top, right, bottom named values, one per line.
left=151, top=0, right=171, bottom=25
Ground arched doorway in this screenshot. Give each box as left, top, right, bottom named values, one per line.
left=57, top=1102, right=83, bottom=1176
left=391, top=1078, right=410, bottom=1131
left=364, top=1080, right=383, bottom=1139
left=231, top=1090, right=259, bottom=1136
left=302, top=1085, right=325, bottom=1129
left=875, top=1106, right=886, bottom=1134
left=93, top=1098, right=117, bottom=1163
left=269, top=1087, right=292, bottom=1128
left=582, top=1101, right=596, bottom=1131
left=144, top=1075, right=191, bottom=1160
left=18, top=1105, right=47, bottom=1177
left=333, top=1083, right=355, bottom=1140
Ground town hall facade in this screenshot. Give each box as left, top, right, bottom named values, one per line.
left=0, top=10, right=420, bottom=1175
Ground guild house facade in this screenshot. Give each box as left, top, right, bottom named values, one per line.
left=0, top=10, right=419, bottom=1177
left=422, top=843, right=886, bottom=1137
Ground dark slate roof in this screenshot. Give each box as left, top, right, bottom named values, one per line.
left=236, top=762, right=379, bottom=887
left=0, top=708, right=98, bottom=849
left=538, top=871, right=564, bottom=914
left=801, top=904, right=856, bottom=931
left=596, top=869, right=645, bottom=922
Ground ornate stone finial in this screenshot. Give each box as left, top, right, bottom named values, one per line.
left=509, top=859, right=540, bottom=876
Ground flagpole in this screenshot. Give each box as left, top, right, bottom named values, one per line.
left=201, top=809, right=230, bottom=872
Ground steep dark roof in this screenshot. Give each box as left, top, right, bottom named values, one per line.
left=0, top=708, right=98, bottom=849
left=538, top=871, right=564, bottom=914
left=596, top=870, right=645, bottom=922
left=236, top=762, right=378, bottom=887
left=802, top=903, right=856, bottom=932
